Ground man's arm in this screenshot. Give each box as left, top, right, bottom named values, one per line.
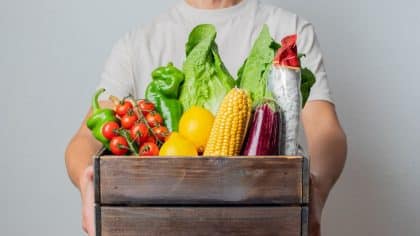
left=65, top=101, right=114, bottom=236
left=65, top=101, right=113, bottom=187
left=301, top=100, right=347, bottom=235
left=302, top=100, right=347, bottom=195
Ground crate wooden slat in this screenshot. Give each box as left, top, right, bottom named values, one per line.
left=98, top=206, right=308, bottom=236
left=96, top=156, right=308, bottom=205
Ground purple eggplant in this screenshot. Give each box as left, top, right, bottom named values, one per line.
left=242, top=100, right=282, bottom=156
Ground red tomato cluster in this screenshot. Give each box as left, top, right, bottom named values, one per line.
left=101, top=99, right=170, bottom=156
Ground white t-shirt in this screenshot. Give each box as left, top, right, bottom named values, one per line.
left=98, top=0, right=332, bottom=104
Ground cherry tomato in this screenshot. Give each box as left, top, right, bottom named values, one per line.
left=130, top=122, right=149, bottom=144
left=145, top=135, right=157, bottom=144
left=152, top=126, right=170, bottom=141
left=137, top=99, right=155, bottom=116
left=115, top=101, right=133, bottom=117
left=109, top=136, right=128, bottom=155
left=102, top=121, right=120, bottom=140
left=139, top=142, right=159, bottom=156
left=146, top=112, right=163, bottom=127
left=121, top=113, right=138, bottom=129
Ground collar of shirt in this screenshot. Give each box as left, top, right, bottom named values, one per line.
left=174, top=0, right=256, bottom=25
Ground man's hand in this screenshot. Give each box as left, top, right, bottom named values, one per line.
left=309, top=174, right=329, bottom=236
left=302, top=101, right=347, bottom=236
left=80, top=166, right=95, bottom=236
left=65, top=101, right=114, bottom=234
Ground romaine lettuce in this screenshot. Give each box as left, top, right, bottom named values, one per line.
left=237, top=25, right=280, bottom=106
left=179, top=24, right=235, bottom=115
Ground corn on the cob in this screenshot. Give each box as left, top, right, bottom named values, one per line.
left=204, top=88, right=252, bottom=156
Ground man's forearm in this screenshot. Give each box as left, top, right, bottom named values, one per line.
left=307, top=126, right=347, bottom=195
left=302, top=101, right=347, bottom=196
left=65, top=101, right=113, bottom=189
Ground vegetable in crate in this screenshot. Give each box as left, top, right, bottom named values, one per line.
left=109, top=136, right=129, bottom=155
left=268, top=35, right=301, bottom=156
left=136, top=99, right=155, bottom=116
left=300, top=67, right=316, bottom=108
left=102, top=121, right=120, bottom=140
left=139, top=142, right=160, bottom=156
left=159, top=132, right=198, bottom=156
left=204, top=88, right=252, bottom=156
left=179, top=106, right=214, bottom=153
left=86, top=88, right=119, bottom=149
left=145, top=62, right=184, bottom=132
left=130, top=122, right=149, bottom=144
left=152, top=126, right=169, bottom=142
left=242, top=100, right=281, bottom=156
left=120, top=111, right=138, bottom=129
left=237, top=25, right=280, bottom=105
left=115, top=100, right=133, bottom=117
left=179, top=24, right=235, bottom=115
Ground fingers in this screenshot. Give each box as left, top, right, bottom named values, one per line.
left=309, top=206, right=321, bottom=236
left=82, top=220, right=87, bottom=233
left=84, top=165, right=94, bottom=181
left=82, top=199, right=95, bottom=235
left=81, top=165, right=95, bottom=235
left=309, top=174, right=322, bottom=236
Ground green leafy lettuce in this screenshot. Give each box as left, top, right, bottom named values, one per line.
left=300, top=68, right=316, bottom=107
left=179, top=24, right=235, bottom=115
left=237, top=25, right=280, bottom=106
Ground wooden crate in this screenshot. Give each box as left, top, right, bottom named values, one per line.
left=94, top=150, right=310, bottom=236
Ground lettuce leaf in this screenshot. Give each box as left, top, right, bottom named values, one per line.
left=301, top=67, right=316, bottom=107
left=179, top=24, right=235, bottom=114
left=237, top=25, right=280, bottom=106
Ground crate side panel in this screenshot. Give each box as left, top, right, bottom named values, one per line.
left=99, top=157, right=303, bottom=205
left=101, top=206, right=302, bottom=236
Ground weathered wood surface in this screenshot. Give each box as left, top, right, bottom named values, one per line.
left=96, top=156, right=308, bottom=205
left=99, top=206, right=307, bottom=236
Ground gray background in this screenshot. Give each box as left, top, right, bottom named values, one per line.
left=1, top=0, right=419, bottom=235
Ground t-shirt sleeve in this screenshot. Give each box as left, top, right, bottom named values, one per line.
left=97, top=33, right=135, bottom=101
left=297, top=20, right=333, bottom=104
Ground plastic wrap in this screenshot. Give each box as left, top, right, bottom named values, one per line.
left=269, top=66, right=301, bottom=155
left=268, top=34, right=302, bottom=156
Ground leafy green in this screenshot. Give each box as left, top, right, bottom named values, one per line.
left=237, top=25, right=280, bottom=106
left=301, top=68, right=316, bottom=107
left=298, top=54, right=316, bottom=107
left=179, top=24, right=235, bottom=115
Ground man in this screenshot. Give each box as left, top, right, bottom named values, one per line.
left=65, top=0, right=347, bottom=235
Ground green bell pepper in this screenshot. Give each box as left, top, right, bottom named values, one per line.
left=145, top=62, right=184, bottom=132
left=86, top=88, right=118, bottom=148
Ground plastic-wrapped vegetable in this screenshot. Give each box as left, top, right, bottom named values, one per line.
left=268, top=35, right=302, bottom=156
left=241, top=100, right=281, bottom=156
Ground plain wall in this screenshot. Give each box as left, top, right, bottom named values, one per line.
left=1, top=0, right=419, bottom=235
